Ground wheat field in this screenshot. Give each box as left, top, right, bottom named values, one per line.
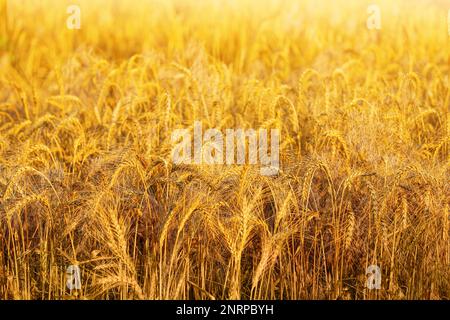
left=0, top=0, right=448, bottom=300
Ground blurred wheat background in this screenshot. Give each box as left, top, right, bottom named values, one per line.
left=0, top=0, right=448, bottom=300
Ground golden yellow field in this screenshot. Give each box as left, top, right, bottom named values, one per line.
left=0, top=0, right=449, bottom=300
